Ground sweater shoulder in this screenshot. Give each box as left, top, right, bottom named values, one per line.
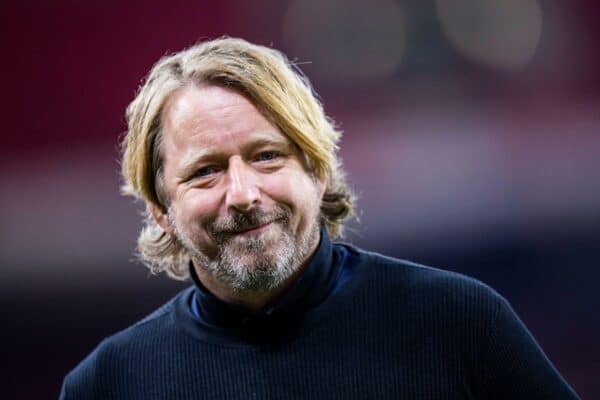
left=105, top=286, right=191, bottom=345
left=344, top=244, right=506, bottom=312
left=60, top=287, right=193, bottom=397
left=341, top=245, right=509, bottom=349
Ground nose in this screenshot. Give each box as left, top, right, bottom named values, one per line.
left=225, top=156, right=261, bottom=212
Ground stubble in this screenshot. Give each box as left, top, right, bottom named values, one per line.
left=170, top=205, right=320, bottom=293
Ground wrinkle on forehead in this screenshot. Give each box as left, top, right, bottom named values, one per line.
left=160, top=85, right=301, bottom=181
left=162, top=85, right=255, bottom=145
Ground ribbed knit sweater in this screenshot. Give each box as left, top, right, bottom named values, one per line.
left=60, top=232, right=580, bottom=399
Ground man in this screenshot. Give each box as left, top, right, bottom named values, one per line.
left=60, top=37, right=580, bottom=399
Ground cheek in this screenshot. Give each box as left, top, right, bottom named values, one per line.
left=267, top=172, right=322, bottom=220
left=175, top=191, right=220, bottom=230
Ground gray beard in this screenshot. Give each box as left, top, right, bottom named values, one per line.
left=170, top=205, right=320, bottom=293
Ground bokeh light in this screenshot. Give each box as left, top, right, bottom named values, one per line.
left=283, top=0, right=405, bottom=82
left=436, top=0, right=543, bottom=70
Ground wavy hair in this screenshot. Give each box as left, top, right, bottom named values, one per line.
left=121, top=37, right=355, bottom=280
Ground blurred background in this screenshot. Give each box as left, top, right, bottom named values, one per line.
left=2, top=0, right=599, bottom=398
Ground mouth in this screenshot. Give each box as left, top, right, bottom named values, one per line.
left=229, top=222, right=273, bottom=236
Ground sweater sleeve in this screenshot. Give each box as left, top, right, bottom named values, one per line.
left=477, top=294, right=580, bottom=399
left=58, top=347, right=99, bottom=400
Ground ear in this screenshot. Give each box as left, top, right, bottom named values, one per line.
left=149, top=203, right=174, bottom=235
left=316, top=173, right=328, bottom=200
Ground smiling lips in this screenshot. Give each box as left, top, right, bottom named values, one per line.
left=231, top=222, right=272, bottom=235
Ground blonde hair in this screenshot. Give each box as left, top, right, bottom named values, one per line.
left=121, top=37, right=355, bottom=280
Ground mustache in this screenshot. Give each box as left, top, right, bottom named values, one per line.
left=209, top=206, right=291, bottom=237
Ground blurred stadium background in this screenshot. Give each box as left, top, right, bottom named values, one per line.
left=2, top=0, right=599, bottom=398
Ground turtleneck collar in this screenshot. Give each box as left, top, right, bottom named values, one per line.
left=188, top=227, right=341, bottom=341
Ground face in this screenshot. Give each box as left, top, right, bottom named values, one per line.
left=156, top=84, right=326, bottom=293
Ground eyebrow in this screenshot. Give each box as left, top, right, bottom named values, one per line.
left=175, top=133, right=292, bottom=182
left=176, top=149, right=214, bottom=182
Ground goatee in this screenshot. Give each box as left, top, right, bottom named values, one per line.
left=170, top=205, right=320, bottom=293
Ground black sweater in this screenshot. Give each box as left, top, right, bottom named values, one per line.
left=60, top=232, right=580, bottom=399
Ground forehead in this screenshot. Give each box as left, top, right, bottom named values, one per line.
left=161, top=84, right=289, bottom=150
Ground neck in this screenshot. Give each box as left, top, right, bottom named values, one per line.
left=192, top=264, right=303, bottom=312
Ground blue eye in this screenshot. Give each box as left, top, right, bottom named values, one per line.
left=193, top=165, right=218, bottom=178
left=256, top=151, right=280, bottom=162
